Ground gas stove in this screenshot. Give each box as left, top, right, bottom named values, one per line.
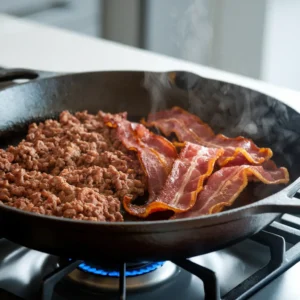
left=0, top=214, right=300, bottom=300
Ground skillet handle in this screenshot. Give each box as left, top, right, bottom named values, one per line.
left=0, top=67, right=58, bottom=89
left=254, top=177, right=300, bottom=214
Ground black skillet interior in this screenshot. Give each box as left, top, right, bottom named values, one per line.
left=0, top=69, right=299, bottom=203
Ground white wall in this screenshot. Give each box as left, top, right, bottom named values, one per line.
left=145, top=0, right=214, bottom=65
left=103, top=0, right=300, bottom=91
left=145, top=0, right=266, bottom=79
left=102, top=0, right=141, bottom=46
left=211, top=0, right=266, bottom=79
left=261, top=0, right=300, bottom=90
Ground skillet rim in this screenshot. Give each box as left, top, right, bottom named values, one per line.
left=1, top=69, right=299, bottom=113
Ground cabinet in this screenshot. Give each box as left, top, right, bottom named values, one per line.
left=0, top=0, right=101, bottom=37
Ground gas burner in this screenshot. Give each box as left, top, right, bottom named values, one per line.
left=67, top=261, right=178, bottom=292
left=78, top=261, right=165, bottom=277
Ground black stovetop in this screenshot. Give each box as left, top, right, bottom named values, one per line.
left=1, top=214, right=300, bottom=300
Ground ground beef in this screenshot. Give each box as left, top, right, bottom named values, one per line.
left=0, top=150, right=14, bottom=171
left=0, top=110, right=147, bottom=222
left=60, top=165, right=145, bottom=199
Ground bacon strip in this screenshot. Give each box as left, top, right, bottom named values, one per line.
left=173, top=164, right=289, bottom=219
left=123, top=143, right=224, bottom=217
left=133, top=123, right=177, bottom=172
left=145, top=107, right=273, bottom=167
left=147, top=106, right=215, bottom=139
left=104, top=113, right=177, bottom=201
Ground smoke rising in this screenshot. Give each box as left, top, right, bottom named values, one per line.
left=143, top=72, right=171, bottom=115
left=175, top=0, right=213, bottom=64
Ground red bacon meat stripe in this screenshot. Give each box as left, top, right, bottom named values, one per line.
left=145, top=106, right=273, bottom=167
left=103, top=113, right=177, bottom=201
left=173, top=164, right=289, bottom=219
left=123, top=143, right=224, bottom=218
left=133, top=123, right=177, bottom=173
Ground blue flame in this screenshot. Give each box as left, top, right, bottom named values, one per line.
left=77, top=261, right=165, bottom=277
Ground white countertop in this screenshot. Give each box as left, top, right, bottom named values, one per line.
left=0, top=14, right=300, bottom=112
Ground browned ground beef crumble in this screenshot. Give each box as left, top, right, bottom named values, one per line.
left=0, top=111, right=147, bottom=222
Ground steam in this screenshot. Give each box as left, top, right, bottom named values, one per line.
left=175, top=0, right=214, bottom=64
left=143, top=72, right=171, bottom=115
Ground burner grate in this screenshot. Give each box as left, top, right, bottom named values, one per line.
left=171, top=217, right=300, bottom=300
left=5, top=214, right=300, bottom=300
left=42, top=259, right=83, bottom=300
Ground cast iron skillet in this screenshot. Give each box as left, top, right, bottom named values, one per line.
left=0, top=67, right=299, bottom=262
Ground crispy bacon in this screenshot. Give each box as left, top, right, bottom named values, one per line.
left=173, top=164, right=289, bottom=219
left=147, top=106, right=214, bottom=139
left=123, top=143, right=224, bottom=217
left=145, top=107, right=273, bottom=167
left=103, top=110, right=289, bottom=221
left=104, top=113, right=177, bottom=201
left=146, top=118, right=202, bottom=143
left=133, top=123, right=177, bottom=172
